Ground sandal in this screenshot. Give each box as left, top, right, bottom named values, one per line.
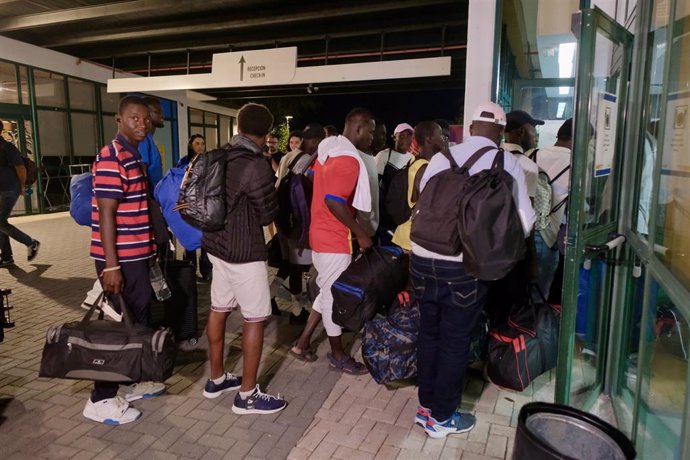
left=289, top=344, right=317, bottom=362
left=326, top=352, right=368, bottom=375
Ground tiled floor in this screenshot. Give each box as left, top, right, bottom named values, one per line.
left=0, top=213, right=555, bottom=459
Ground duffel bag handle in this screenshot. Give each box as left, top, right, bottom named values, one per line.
left=79, top=292, right=136, bottom=329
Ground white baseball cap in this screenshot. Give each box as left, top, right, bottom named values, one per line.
left=471, top=102, right=507, bottom=126
left=393, top=123, right=414, bottom=135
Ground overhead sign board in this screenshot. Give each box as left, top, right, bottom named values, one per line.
left=212, top=47, right=297, bottom=86
left=107, top=46, right=451, bottom=93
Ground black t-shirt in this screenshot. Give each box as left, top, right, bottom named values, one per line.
left=0, top=139, right=23, bottom=192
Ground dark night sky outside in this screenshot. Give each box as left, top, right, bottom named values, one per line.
left=268, top=88, right=464, bottom=138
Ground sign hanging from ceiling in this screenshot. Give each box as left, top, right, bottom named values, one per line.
left=212, top=47, right=297, bottom=86
left=107, top=46, right=451, bottom=94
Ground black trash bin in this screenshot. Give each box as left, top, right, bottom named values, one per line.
left=513, top=402, right=636, bottom=460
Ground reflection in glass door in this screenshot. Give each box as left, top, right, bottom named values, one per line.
left=555, top=8, right=633, bottom=409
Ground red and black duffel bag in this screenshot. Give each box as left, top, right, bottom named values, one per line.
left=487, top=286, right=561, bottom=391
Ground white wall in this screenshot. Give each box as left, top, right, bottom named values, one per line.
left=464, top=0, right=498, bottom=137
left=0, top=35, right=237, bottom=158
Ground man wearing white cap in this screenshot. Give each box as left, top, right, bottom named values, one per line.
left=375, top=122, right=414, bottom=243
left=410, top=102, right=535, bottom=439
left=374, top=122, right=414, bottom=177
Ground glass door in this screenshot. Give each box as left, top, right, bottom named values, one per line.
left=555, top=7, right=634, bottom=408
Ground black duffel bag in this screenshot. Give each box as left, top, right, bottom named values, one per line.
left=487, top=286, right=560, bottom=392
left=332, top=246, right=408, bottom=332
left=39, top=294, right=176, bottom=383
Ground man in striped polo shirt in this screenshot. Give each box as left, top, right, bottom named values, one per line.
left=83, top=95, right=164, bottom=425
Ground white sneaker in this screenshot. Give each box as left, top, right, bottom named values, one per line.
left=118, top=381, right=166, bottom=402
left=81, top=298, right=122, bottom=322
left=83, top=396, right=141, bottom=425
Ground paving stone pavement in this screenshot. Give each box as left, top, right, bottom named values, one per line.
left=0, top=213, right=554, bottom=459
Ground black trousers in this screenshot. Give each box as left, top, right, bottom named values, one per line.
left=91, top=259, right=152, bottom=402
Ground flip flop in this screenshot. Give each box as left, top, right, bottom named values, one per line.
left=289, top=344, right=317, bottom=362
left=326, top=352, right=368, bottom=375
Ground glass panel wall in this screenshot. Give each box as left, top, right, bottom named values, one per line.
left=635, top=279, right=686, bottom=460
left=68, top=77, right=95, bottom=111
left=100, top=86, right=120, bottom=114
left=71, top=112, right=98, bottom=157
left=0, top=61, right=19, bottom=104
left=188, top=108, right=234, bottom=152
left=658, top=0, right=690, bottom=289
left=33, top=70, right=66, bottom=107
left=220, top=116, right=232, bottom=146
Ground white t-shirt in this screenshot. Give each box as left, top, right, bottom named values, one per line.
left=356, top=150, right=380, bottom=237
left=374, top=148, right=413, bottom=176
left=503, top=142, right=539, bottom=198
left=533, top=145, right=571, bottom=247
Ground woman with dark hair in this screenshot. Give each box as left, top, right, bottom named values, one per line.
left=178, top=133, right=206, bottom=168
left=179, top=134, right=212, bottom=282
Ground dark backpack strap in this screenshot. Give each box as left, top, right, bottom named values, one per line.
left=528, top=148, right=539, bottom=161
left=491, top=148, right=506, bottom=171
left=549, top=165, right=570, bottom=185
left=287, top=151, right=308, bottom=171
left=551, top=196, right=568, bottom=214
left=459, top=146, right=498, bottom=172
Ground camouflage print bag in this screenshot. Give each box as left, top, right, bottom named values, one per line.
left=361, top=291, right=420, bottom=384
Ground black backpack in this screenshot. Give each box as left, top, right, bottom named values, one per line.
left=379, top=149, right=411, bottom=227
left=275, top=152, right=315, bottom=250
left=176, top=146, right=253, bottom=231
left=410, top=146, right=494, bottom=255
left=457, top=150, right=526, bottom=280
left=383, top=158, right=417, bottom=226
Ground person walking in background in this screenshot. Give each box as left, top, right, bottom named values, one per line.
left=0, top=134, right=40, bottom=267
left=178, top=134, right=212, bottom=283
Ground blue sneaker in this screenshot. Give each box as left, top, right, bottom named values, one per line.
left=425, top=411, right=476, bottom=439
left=202, top=372, right=242, bottom=399
left=232, top=385, right=287, bottom=415
left=414, top=405, right=431, bottom=427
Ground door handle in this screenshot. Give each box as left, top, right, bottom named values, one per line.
left=584, top=234, right=626, bottom=254
left=583, top=234, right=626, bottom=270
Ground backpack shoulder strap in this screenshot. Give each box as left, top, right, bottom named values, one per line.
left=287, top=151, right=307, bottom=171
left=460, top=145, right=497, bottom=172
left=549, top=165, right=570, bottom=185
left=528, top=148, right=539, bottom=161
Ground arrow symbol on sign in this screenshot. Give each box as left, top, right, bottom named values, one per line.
left=239, top=56, right=246, bottom=81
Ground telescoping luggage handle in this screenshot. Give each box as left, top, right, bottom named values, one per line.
left=79, top=292, right=137, bottom=330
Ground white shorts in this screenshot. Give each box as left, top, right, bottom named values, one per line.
left=207, top=254, right=271, bottom=322
left=312, top=252, right=352, bottom=337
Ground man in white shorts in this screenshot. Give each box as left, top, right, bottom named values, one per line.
left=289, top=108, right=374, bottom=372
left=201, top=103, right=287, bottom=415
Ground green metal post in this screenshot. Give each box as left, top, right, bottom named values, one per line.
left=27, top=68, right=44, bottom=214
left=555, top=10, right=595, bottom=405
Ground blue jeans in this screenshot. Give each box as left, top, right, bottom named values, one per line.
left=534, top=231, right=559, bottom=301
left=0, top=190, right=33, bottom=260
left=410, top=254, right=489, bottom=422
